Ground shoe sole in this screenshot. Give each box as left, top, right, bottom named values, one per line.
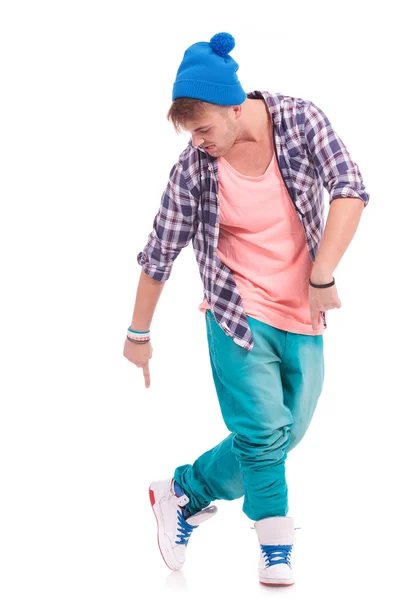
left=149, top=483, right=182, bottom=571
left=260, top=581, right=295, bottom=587
left=260, top=579, right=294, bottom=587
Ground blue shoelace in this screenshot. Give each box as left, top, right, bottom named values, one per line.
left=176, top=510, right=198, bottom=545
left=261, top=544, right=292, bottom=567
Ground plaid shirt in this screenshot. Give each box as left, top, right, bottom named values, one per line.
left=137, top=90, right=369, bottom=351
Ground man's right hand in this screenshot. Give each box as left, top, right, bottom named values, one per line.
left=123, top=338, right=153, bottom=388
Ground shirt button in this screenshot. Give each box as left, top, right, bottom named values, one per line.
left=213, top=252, right=217, bottom=256
left=216, top=194, right=219, bottom=200
left=215, top=223, right=219, bottom=228
left=208, top=165, right=212, bottom=171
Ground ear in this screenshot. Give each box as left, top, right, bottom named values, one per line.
left=231, top=104, right=243, bottom=120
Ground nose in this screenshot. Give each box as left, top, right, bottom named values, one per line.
left=192, top=134, right=205, bottom=148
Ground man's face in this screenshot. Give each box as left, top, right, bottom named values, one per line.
left=185, top=106, right=240, bottom=157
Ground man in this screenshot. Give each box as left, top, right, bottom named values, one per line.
left=123, top=32, right=369, bottom=586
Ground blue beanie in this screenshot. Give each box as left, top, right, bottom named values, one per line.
left=172, top=32, right=247, bottom=106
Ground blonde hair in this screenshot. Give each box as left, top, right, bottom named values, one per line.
left=167, top=98, right=225, bottom=133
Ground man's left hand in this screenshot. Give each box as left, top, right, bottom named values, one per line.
left=309, top=279, right=341, bottom=332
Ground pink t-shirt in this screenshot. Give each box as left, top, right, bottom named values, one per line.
left=199, top=151, right=324, bottom=336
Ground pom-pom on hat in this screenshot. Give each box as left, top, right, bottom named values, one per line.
left=172, top=32, right=246, bottom=106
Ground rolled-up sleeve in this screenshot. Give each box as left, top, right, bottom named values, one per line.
left=304, top=101, right=370, bottom=206
left=137, top=161, right=198, bottom=282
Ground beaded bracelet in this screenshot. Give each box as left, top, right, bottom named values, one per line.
left=126, top=336, right=150, bottom=345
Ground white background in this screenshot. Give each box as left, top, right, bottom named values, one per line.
left=1, top=1, right=399, bottom=598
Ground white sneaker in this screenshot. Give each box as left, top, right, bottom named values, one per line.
left=255, top=516, right=295, bottom=586
left=149, top=478, right=217, bottom=571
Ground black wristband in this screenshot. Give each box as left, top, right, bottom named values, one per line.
left=309, top=277, right=335, bottom=289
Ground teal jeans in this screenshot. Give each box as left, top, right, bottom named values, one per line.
left=174, top=310, right=325, bottom=522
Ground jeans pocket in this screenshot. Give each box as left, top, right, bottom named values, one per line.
left=206, top=309, right=216, bottom=352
